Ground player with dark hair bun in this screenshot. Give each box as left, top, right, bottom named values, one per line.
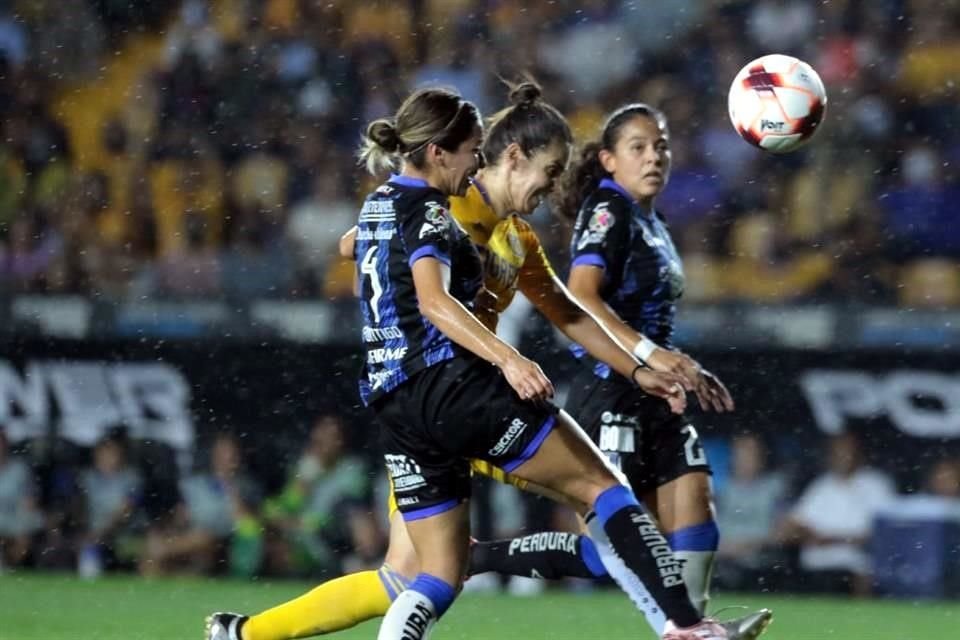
left=469, top=104, right=773, bottom=640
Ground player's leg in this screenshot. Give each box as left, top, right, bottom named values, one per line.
left=207, top=493, right=419, bottom=640
left=376, top=502, right=469, bottom=640
left=644, top=423, right=771, bottom=640
left=468, top=460, right=601, bottom=580
left=639, top=415, right=717, bottom=615
left=503, top=410, right=706, bottom=635
left=643, top=471, right=717, bottom=614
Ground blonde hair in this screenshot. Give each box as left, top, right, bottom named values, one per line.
left=358, top=87, right=481, bottom=175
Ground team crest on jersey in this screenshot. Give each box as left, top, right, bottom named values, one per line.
left=577, top=202, right=614, bottom=250
left=419, top=201, right=451, bottom=239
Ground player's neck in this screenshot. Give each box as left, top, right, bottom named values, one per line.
left=399, top=164, right=444, bottom=193
left=473, top=168, right=512, bottom=222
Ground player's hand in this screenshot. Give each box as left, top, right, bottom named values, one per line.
left=501, top=352, right=555, bottom=403
left=698, top=368, right=735, bottom=413
left=631, top=368, right=687, bottom=415
left=646, top=348, right=698, bottom=391
left=648, top=348, right=734, bottom=413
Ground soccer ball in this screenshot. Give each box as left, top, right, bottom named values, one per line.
left=728, top=54, right=827, bottom=153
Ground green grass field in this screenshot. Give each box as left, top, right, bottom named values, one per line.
left=0, top=573, right=956, bottom=640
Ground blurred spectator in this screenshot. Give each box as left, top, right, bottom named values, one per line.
left=714, top=434, right=789, bottom=591
left=286, top=171, right=357, bottom=295
left=1, top=0, right=959, bottom=308
left=220, top=206, right=292, bottom=300
left=263, top=414, right=380, bottom=577
left=0, top=429, right=43, bottom=570
left=76, top=432, right=142, bottom=578
left=140, top=432, right=262, bottom=577
left=778, top=432, right=896, bottom=596
left=925, top=458, right=960, bottom=500
left=151, top=211, right=222, bottom=299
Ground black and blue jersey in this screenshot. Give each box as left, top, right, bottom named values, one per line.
left=355, top=175, right=483, bottom=406
left=569, top=178, right=684, bottom=378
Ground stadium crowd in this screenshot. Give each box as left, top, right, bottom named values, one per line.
left=2, top=418, right=960, bottom=597
left=0, top=0, right=958, bottom=307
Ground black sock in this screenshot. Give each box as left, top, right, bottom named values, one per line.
left=595, top=501, right=701, bottom=629
left=469, top=532, right=603, bottom=579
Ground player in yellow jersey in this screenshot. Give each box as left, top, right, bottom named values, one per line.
left=206, top=81, right=729, bottom=640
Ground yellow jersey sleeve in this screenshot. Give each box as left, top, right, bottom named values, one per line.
left=515, top=218, right=559, bottom=305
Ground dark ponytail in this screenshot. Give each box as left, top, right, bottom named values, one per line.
left=554, top=141, right=605, bottom=222
left=553, top=103, right=669, bottom=221
left=482, top=78, right=572, bottom=165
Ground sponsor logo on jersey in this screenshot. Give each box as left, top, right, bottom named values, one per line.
left=600, top=411, right=640, bottom=428
left=367, top=346, right=408, bottom=364
left=577, top=203, right=614, bottom=250
left=359, top=199, right=396, bottom=223
left=419, top=201, right=451, bottom=239
left=357, top=227, right=397, bottom=241
left=368, top=369, right=395, bottom=390
left=488, top=417, right=528, bottom=457
left=362, top=326, right=404, bottom=342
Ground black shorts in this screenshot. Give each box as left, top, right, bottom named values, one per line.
left=372, top=355, right=557, bottom=521
left=565, top=367, right=711, bottom=495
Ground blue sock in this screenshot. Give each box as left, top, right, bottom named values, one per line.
left=592, top=484, right=641, bottom=525
left=665, top=521, right=720, bottom=552
left=578, top=535, right=608, bottom=578
left=408, top=573, right=456, bottom=618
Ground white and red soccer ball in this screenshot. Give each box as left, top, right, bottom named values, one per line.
left=728, top=54, right=828, bottom=153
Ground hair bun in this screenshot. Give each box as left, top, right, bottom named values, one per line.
left=367, top=119, right=401, bottom=153
left=509, top=81, right=542, bottom=106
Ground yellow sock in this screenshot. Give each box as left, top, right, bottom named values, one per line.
left=243, top=566, right=407, bottom=640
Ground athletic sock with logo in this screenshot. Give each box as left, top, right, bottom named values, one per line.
left=469, top=532, right=606, bottom=580
left=588, top=485, right=701, bottom=633
left=667, top=521, right=719, bottom=615
left=376, top=573, right=455, bottom=640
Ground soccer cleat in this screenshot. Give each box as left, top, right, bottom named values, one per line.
left=205, top=612, right=248, bottom=640
left=719, top=608, right=773, bottom=640
left=662, top=618, right=729, bottom=639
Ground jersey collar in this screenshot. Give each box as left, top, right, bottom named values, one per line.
left=462, top=178, right=501, bottom=234
left=388, top=174, right=431, bottom=188
left=471, top=177, right=493, bottom=206
left=598, top=177, right=655, bottom=220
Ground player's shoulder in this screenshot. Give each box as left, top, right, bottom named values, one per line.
left=507, top=214, right=538, bottom=243
left=449, top=182, right=489, bottom=225
left=579, top=183, right=630, bottom=225
left=397, top=184, right=451, bottom=225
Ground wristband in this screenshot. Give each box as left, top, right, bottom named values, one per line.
left=630, top=364, right=647, bottom=387
left=632, top=336, right=659, bottom=363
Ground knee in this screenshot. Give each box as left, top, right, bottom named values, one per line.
left=384, top=543, right=420, bottom=581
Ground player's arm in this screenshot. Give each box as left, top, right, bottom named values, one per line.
left=518, top=250, right=687, bottom=413
left=411, top=257, right=553, bottom=402
left=568, top=264, right=733, bottom=413
left=339, top=226, right=360, bottom=295
left=339, top=226, right=358, bottom=258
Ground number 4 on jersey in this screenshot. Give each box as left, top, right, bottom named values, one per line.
left=360, top=245, right=383, bottom=324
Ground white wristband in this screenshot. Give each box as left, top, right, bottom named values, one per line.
left=632, top=336, right=659, bottom=363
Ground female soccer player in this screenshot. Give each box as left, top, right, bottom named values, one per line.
left=467, top=103, right=772, bottom=639
left=207, top=87, right=728, bottom=640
